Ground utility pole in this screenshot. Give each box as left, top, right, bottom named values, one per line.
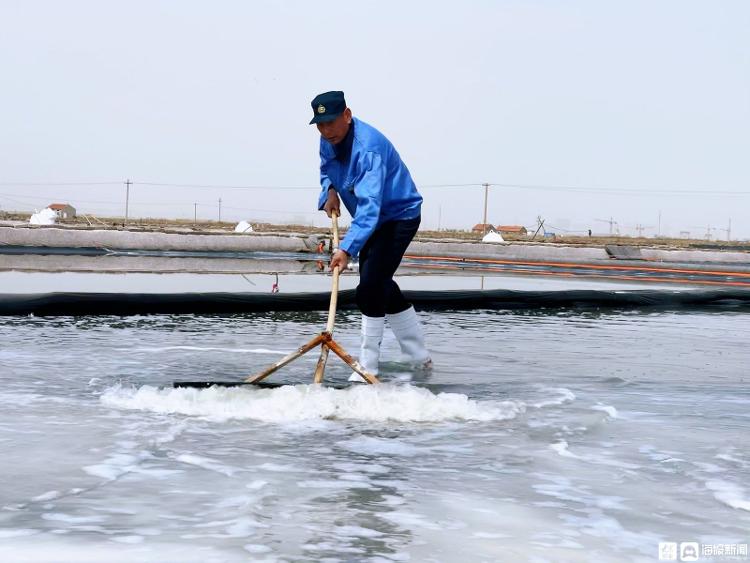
left=657, top=210, right=662, bottom=237
left=194, top=202, right=198, bottom=225
left=124, top=178, right=131, bottom=225
left=218, top=198, right=222, bottom=222
left=532, top=215, right=545, bottom=240
left=482, top=183, right=490, bottom=234
left=437, top=204, right=442, bottom=231
left=719, top=218, right=733, bottom=242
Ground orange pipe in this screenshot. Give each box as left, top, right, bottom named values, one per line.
left=407, top=263, right=750, bottom=288
left=404, top=254, right=750, bottom=279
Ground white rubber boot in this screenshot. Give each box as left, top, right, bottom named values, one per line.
left=348, top=315, right=385, bottom=382
left=386, top=306, right=432, bottom=370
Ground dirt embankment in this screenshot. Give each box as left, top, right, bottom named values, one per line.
left=1, top=211, right=747, bottom=252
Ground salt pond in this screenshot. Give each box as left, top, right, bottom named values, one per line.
left=0, top=307, right=748, bottom=562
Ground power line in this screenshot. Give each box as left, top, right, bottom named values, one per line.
left=485, top=182, right=748, bottom=195
left=0, top=181, right=122, bottom=186
left=415, top=181, right=749, bottom=195
left=0, top=192, right=146, bottom=206
left=135, top=181, right=318, bottom=190
left=0, top=192, right=235, bottom=208
left=544, top=224, right=589, bottom=234
left=0, top=191, right=321, bottom=217
left=0, top=180, right=478, bottom=190
left=1, top=179, right=747, bottom=195
left=221, top=205, right=318, bottom=216
left=418, top=183, right=482, bottom=188
left=0, top=193, right=44, bottom=208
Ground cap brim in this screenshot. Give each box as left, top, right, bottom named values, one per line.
left=309, top=112, right=341, bottom=125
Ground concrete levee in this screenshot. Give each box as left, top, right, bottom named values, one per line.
left=406, top=240, right=609, bottom=263
left=408, top=241, right=750, bottom=268
left=641, top=248, right=750, bottom=265
left=1, top=226, right=749, bottom=270
left=0, top=226, right=318, bottom=253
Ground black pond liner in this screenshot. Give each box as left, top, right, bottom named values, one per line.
left=1, top=289, right=750, bottom=316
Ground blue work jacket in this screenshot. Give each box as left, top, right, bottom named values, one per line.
left=317, top=117, right=422, bottom=257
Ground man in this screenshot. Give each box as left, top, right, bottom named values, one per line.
left=309, top=90, right=431, bottom=381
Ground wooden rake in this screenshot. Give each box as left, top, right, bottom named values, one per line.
left=242, top=212, right=380, bottom=386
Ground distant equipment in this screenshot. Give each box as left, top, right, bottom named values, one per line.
left=595, top=217, right=619, bottom=236
left=689, top=225, right=717, bottom=241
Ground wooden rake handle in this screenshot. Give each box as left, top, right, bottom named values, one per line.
left=324, top=212, right=341, bottom=333
left=313, top=212, right=340, bottom=383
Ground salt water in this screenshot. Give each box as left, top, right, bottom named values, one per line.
left=0, top=308, right=748, bottom=562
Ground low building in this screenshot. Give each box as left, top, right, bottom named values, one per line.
left=48, top=203, right=76, bottom=221
left=496, top=225, right=528, bottom=235
left=472, top=223, right=494, bottom=233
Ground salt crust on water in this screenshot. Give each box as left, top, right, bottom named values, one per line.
left=530, top=387, right=576, bottom=409
left=705, top=479, right=750, bottom=512
left=100, top=384, right=524, bottom=423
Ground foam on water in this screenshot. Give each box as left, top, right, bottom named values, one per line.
left=100, top=383, right=524, bottom=423
left=175, top=454, right=240, bottom=476
left=705, top=479, right=750, bottom=511
left=592, top=404, right=618, bottom=418
left=530, top=386, right=576, bottom=408
left=550, top=440, right=581, bottom=459
left=82, top=452, right=145, bottom=481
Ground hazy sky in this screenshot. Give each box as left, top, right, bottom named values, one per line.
left=1, top=0, right=748, bottom=239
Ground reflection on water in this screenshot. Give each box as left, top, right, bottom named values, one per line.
left=0, top=270, right=690, bottom=295
left=0, top=309, right=749, bottom=562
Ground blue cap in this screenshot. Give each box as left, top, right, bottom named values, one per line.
left=309, top=91, right=346, bottom=124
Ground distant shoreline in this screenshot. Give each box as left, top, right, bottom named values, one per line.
left=2, top=220, right=750, bottom=281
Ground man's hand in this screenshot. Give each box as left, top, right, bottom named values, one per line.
left=323, top=188, right=340, bottom=218
left=329, top=249, right=349, bottom=273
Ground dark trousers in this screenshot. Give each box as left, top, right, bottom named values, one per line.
left=356, top=216, right=421, bottom=317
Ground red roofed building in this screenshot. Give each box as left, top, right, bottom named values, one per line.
left=496, top=225, right=528, bottom=235
left=48, top=203, right=76, bottom=220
